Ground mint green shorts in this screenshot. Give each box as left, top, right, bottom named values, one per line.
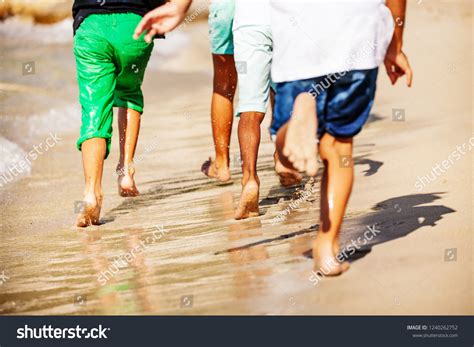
left=208, top=0, right=235, bottom=55
left=74, top=13, right=153, bottom=158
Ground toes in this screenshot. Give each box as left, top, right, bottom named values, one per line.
left=200, top=157, right=212, bottom=174
left=340, top=261, right=350, bottom=273
left=305, top=158, right=318, bottom=176
left=293, top=159, right=305, bottom=172
left=287, top=152, right=297, bottom=164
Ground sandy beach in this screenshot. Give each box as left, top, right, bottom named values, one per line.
left=0, top=1, right=472, bottom=315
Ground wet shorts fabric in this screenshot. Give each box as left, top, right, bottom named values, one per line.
left=233, top=24, right=273, bottom=115
left=271, top=68, right=379, bottom=138
left=208, top=0, right=235, bottom=55
left=74, top=13, right=153, bottom=158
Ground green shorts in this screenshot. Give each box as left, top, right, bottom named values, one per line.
left=208, top=0, right=235, bottom=55
left=74, top=13, right=154, bottom=158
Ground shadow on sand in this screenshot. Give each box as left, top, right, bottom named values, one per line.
left=220, top=193, right=454, bottom=266
left=341, top=192, right=455, bottom=262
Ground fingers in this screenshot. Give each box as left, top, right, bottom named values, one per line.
left=396, top=52, right=413, bottom=87
left=393, top=65, right=405, bottom=78
left=397, top=58, right=413, bottom=87
left=384, top=54, right=413, bottom=87
left=384, top=61, right=397, bottom=85
left=405, top=64, right=413, bottom=87
left=134, top=6, right=170, bottom=40
left=134, top=12, right=154, bottom=39
left=144, top=27, right=158, bottom=44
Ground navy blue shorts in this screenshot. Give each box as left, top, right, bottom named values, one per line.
left=271, top=68, right=378, bottom=138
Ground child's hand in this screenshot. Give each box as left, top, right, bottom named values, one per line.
left=134, top=2, right=188, bottom=43
left=384, top=48, right=413, bottom=87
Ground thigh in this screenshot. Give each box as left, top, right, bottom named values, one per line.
left=209, top=0, right=235, bottom=55
left=114, top=40, right=154, bottom=113
left=325, top=69, right=379, bottom=138
left=74, top=26, right=116, bottom=131
left=212, top=54, right=237, bottom=98
left=234, top=25, right=272, bottom=114
left=111, top=13, right=154, bottom=113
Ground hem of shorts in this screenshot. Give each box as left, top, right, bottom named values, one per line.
left=321, top=127, right=362, bottom=139
left=77, top=132, right=112, bottom=158
left=232, top=23, right=271, bottom=32
left=211, top=47, right=234, bottom=55
left=271, top=63, right=380, bottom=84
left=114, top=101, right=144, bottom=114
left=236, top=104, right=267, bottom=116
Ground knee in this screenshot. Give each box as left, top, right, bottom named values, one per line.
left=212, top=56, right=237, bottom=99
left=319, top=137, right=338, bottom=161
left=320, top=136, right=353, bottom=162
left=214, top=81, right=236, bottom=100
left=213, top=74, right=237, bottom=99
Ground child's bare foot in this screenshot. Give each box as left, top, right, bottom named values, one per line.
left=283, top=93, right=318, bottom=176
left=274, top=152, right=302, bottom=187
left=235, top=179, right=260, bottom=220
left=76, top=193, right=102, bottom=228
left=118, top=175, right=139, bottom=197
left=313, top=240, right=350, bottom=276
left=201, top=157, right=231, bottom=182
left=117, top=165, right=139, bottom=197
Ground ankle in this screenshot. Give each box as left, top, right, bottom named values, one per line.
left=84, top=185, right=95, bottom=196
left=214, top=157, right=229, bottom=170
left=315, top=233, right=335, bottom=247
left=117, top=162, right=135, bottom=177
left=95, top=190, right=103, bottom=200
left=82, top=191, right=98, bottom=205
left=242, top=174, right=259, bottom=187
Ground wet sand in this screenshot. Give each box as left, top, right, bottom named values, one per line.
left=0, top=2, right=472, bottom=315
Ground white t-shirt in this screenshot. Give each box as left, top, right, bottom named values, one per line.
left=233, top=0, right=271, bottom=30
left=270, top=0, right=395, bottom=82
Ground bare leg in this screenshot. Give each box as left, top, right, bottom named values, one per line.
left=235, top=112, right=265, bottom=220
left=201, top=54, right=237, bottom=182
left=116, top=107, right=141, bottom=197
left=313, top=134, right=352, bottom=275
left=76, top=138, right=105, bottom=227
left=269, top=88, right=275, bottom=132
left=268, top=88, right=301, bottom=186
left=275, top=93, right=318, bottom=176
